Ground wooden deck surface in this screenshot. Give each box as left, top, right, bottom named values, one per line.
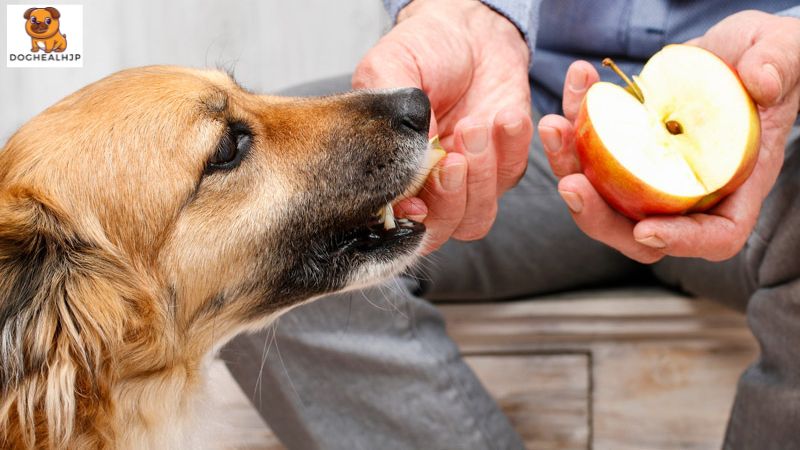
left=208, top=288, right=757, bottom=450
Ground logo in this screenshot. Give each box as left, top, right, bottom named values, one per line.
left=6, top=5, right=83, bottom=68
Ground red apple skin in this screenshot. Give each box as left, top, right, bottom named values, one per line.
left=574, top=81, right=761, bottom=221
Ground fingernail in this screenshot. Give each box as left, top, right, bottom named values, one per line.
left=503, top=119, right=524, bottom=137
left=463, top=125, right=488, bottom=154
left=762, top=63, right=783, bottom=103
left=568, top=69, right=589, bottom=92
left=558, top=190, right=583, bottom=214
left=540, top=126, right=561, bottom=154
left=636, top=235, right=667, bottom=249
left=440, top=162, right=466, bottom=192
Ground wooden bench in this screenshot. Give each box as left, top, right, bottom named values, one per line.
left=209, top=288, right=757, bottom=449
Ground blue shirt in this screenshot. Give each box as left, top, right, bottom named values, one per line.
left=384, top=0, right=800, bottom=115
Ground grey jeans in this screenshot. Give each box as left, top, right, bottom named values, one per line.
left=222, top=76, right=800, bottom=450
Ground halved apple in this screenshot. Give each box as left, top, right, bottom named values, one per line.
left=575, top=44, right=761, bottom=220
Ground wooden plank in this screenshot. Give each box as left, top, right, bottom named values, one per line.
left=441, top=288, right=758, bottom=450
left=440, top=288, right=753, bottom=353
left=465, top=354, right=590, bottom=450
left=592, top=343, right=756, bottom=450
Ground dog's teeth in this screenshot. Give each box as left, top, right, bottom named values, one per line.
left=383, top=203, right=396, bottom=230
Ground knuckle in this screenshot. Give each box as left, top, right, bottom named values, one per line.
left=353, top=57, right=381, bottom=87
left=452, top=226, right=491, bottom=242
left=427, top=212, right=463, bottom=226
left=707, top=242, right=743, bottom=262
left=466, top=167, right=495, bottom=187
left=452, top=212, right=497, bottom=241
left=497, top=160, right=528, bottom=187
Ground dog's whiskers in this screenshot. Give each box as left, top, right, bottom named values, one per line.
left=254, top=321, right=278, bottom=408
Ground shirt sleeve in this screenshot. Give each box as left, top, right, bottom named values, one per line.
left=777, top=6, right=800, bottom=19
left=383, top=0, right=541, bottom=54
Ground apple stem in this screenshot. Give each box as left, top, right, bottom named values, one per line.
left=602, top=58, right=645, bottom=103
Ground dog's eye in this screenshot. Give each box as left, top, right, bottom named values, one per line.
left=45, top=17, right=51, bottom=25
left=30, top=17, right=37, bottom=24
left=205, top=122, right=252, bottom=174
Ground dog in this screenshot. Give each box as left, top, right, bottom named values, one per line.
left=0, top=66, right=432, bottom=449
left=24, top=7, right=67, bottom=53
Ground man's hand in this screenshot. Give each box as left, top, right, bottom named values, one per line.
left=537, top=10, right=800, bottom=264
left=353, top=0, right=533, bottom=253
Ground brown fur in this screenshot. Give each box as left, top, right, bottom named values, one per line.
left=0, top=66, right=429, bottom=449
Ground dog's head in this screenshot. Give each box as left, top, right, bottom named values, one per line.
left=24, top=7, right=61, bottom=39
left=0, top=66, right=431, bottom=445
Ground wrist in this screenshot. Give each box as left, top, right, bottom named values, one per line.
left=397, top=0, right=529, bottom=64
left=398, top=0, right=484, bottom=22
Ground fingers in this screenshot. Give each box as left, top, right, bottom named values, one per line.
left=411, top=109, right=528, bottom=251
left=632, top=182, right=761, bottom=261
left=558, top=174, right=665, bottom=263
left=450, top=119, right=498, bottom=241
left=632, top=215, right=742, bottom=261
left=562, top=60, right=600, bottom=121
left=536, top=60, right=597, bottom=181
left=557, top=172, right=758, bottom=263
left=418, top=153, right=468, bottom=254
left=538, top=114, right=581, bottom=178
left=493, top=106, right=533, bottom=193
left=736, top=16, right=800, bottom=107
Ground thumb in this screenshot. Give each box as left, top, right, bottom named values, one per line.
left=736, top=27, right=800, bottom=107
left=352, top=38, right=422, bottom=90
left=353, top=37, right=439, bottom=138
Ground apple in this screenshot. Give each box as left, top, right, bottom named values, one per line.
left=575, top=44, right=761, bottom=220
left=404, top=135, right=447, bottom=198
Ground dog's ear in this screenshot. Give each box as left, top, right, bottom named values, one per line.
left=44, top=7, right=60, bottom=19
left=0, top=187, right=134, bottom=447
left=23, top=8, right=35, bottom=19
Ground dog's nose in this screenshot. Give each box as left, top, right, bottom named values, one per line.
left=391, top=88, right=431, bottom=135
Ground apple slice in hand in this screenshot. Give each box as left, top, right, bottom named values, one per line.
left=403, top=135, right=447, bottom=198
left=575, top=44, right=761, bottom=220
left=379, top=136, right=446, bottom=230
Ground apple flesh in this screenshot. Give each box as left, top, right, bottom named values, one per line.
left=404, top=135, right=447, bottom=198
left=575, top=44, right=761, bottom=220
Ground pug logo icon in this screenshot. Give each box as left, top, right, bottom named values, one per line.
left=7, top=4, right=83, bottom=68
left=24, top=7, right=67, bottom=53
